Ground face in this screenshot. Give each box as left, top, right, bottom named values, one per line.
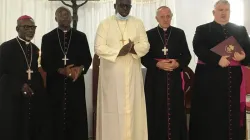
left=213, top=3, right=230, bottom=24
left=16, top=19, right=36, bottom=41
left=156, top=7, right=172, bottom=28
left=114, top=0, right=132, bottom=17
left=55, top=8, right=72, bottom=28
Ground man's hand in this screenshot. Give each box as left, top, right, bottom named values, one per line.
left=156, top=59, right=179, bottom=71
left=128, top=39, right=136, bottom=54
left=118, top=39, right=134, bottom=56
left=58, top=64, right=74, bottom=77
left=21, top=83, right=34, bottom=97
left=232, top=51, right=245, bottom=61
left=71, top=65, right=84, bottom=82
left=218, top=56, right=230, bottom=67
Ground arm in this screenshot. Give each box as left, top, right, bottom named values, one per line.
left=240, top=26, right=250, bottom=66
left=0, top=43, right=24, bottom=96
left=141, top=32, right=158, bottom=69
left=77, top=33, right=92, bottom=74
left=131, top=20, right=150, bottom=59
left=94, top=22, right=120, bottom=62
left=40, top=35, right=59, bottom=73
left=0, top=43, right=6, bottom=79
left=193, top=26, right=221, bottom=65
left=176, top=30, right=192, bottom=69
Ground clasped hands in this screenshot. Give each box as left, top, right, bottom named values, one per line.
left=118, top=39, right=135, bottom=56
left=219, top=51, right=245, bottom=67
left=156, top=59, right=179, bottom=71
left=58, top=64, right=84, bottom=81
left=21, top=83, right=34, bottom=97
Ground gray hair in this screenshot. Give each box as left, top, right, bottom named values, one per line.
left=156, top=6, right=173, bottom=17
left=214, top=0, right=230, bottom=8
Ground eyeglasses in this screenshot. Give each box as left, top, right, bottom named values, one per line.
left=118, top=4, right=132, bottom=9
left=19, top=25, right=37, bottom=30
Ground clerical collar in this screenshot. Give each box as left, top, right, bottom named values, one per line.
left=213, top=20, right=229, bottom=26
left=17, top=36, right=30, bottom=45
left=58, top=27, right=71, bottom=33
left=158, top=25, right=168, bottom=31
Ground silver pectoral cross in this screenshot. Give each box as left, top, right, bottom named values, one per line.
left=62, top=55, right=69, bottom=65
left=26, top=68, right=33, bottom=80
left=162, top=46, right=168, bottom=56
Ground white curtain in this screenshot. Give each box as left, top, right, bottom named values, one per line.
left=0, top=0, right=175, bottom=56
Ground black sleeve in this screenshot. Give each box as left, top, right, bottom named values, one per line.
left=0, top=43, right=24, bottom=96
left=176, top=30, right=192, bottom=69
left=0, top=43, right=6, bottom=78
left=141, top=32, right=158, bottom=69
left=40, top=35, right=59, bottom=73
left=239, top=26, right=250, bottom=66
left=193, top=26, right=221, bottom=65
left=77, top=33, right=92, bottom=74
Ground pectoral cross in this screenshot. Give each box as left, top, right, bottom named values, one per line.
left=162, top=46, right=168, bottom=56
left=62, top=55, right=69, bottom=65
left=120, top=37, right=126, bottom=45
left=26, top=68, right=33, bottom=80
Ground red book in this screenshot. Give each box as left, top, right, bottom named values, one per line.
left=210, top=36, right=244, bottom=60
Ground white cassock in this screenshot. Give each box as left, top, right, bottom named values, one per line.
left=94, top=15, right=149, bottom=140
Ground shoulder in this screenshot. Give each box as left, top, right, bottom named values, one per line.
left=42, top=28, right=57, bottom=39
left=196, top=22, right=212, bottom=30
left=128, top=16, right=144, bottom=25
left=171, top=26, right=185, bottom=34
left=72, top=29, right=87, bottom=38
left=1, top=38, right=17, bottom=48
left=31, top=43, right=40, bottom=51
left=99, top=16, right=115, bottom=26
left=0, top=38, right=18, bottom=53
left=147, top=27, right=157, bottom=34
left=228, top=22, right=247, bottom=31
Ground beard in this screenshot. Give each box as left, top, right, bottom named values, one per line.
left=25, top=36, right=34, bottom=41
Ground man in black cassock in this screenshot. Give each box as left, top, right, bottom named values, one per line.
left=0, top=15, right=51, bottom=140
left=41, top=6, right=92, bottom=140
left=141, top=6, right=191, bottom=140
left=189, top=1, right=250, bottom=140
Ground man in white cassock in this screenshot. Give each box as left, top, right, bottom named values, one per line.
left=94, top=0, right=150, bottom=139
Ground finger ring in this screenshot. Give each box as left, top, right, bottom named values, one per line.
left=32, top=93, right=34, bottom=95
left=69, top=73, right=72, bottom=76
left=24, top=92, right=27, bottom=94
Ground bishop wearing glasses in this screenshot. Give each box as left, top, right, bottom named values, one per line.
left=0, top=15, right=51, bottom=140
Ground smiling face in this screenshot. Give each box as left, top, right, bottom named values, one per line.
left=213, top=2, right=230, bottom=25
left=16, top=19, right=36, bottom=41
left=114, top=0, right=132, bottom=17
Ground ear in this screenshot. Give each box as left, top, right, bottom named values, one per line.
left=212, top=10, right=215, bottom=16
left=16, top=26, right=19, bottom=32
left=55, top=17, right=58, bottom=22
left=155, top=16, right=159, bottom=22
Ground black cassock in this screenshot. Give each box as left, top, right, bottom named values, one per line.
left=141, top=26, right=191, bottom=140
left=0, top=38, right=51, bottom=140
left=41, top=28, right=92, bottom=140
left=189, top=21, right=250, bottom=140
